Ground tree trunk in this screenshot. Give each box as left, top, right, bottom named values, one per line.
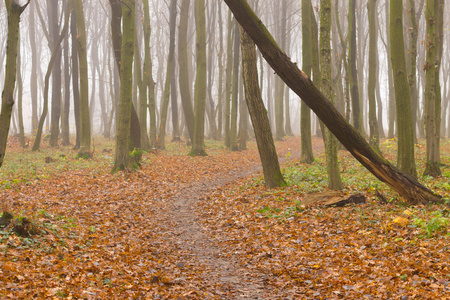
left=178, top=0, right=195, bottom=143
left=71, top=8, right=81, bottom=149
left=61, top=27, right=71, bottom=146
left=217, top=2, right=224, bottom=140
left=109, top=0, right=141, bottom=151
left=348, top=0, right=361, bottom=132
left=367, top=0, right=379, bottom=151
left=48, top=0, right=63, bottom=147
left=223, top=0, right=443, bottom=205
left=73, top=0, right=91, bottom=158
left=28, top=1, right=38, bottom=134
left=112, top=0, right=135, bottom=171
left=386, top=1, right=396, bottom=138
left=32, top=5, right=70, bottom=152
left=229, top=20, right=240, bottom=151
left=142, top=0, right=156, bottom=148
left=0, top=0, right=30, bottom=168
left=320, top=0, right=343, bottom=190
left=274, top=0, right=286, bottom=141
left=16, top=30, right=25, bottom=148
left=189, top=0, right=207, bottom=156
left=300, top=0, right=314, bottom=164
left=158, top=0, right=177, bottom=150
left=423, top=0, right=441, bottom=177
left=390, top=0, right=417, bottom=178
left=239, top=23, right=286, bottom=188
left=224, top=11, right=233, bottom=147
left=407, top=0, right=419, bottom=142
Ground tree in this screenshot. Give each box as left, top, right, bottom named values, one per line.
left=142, top=0, right=156, bottom=148
left=0, top=0, right=30, bottom=168
left=178, top=0, right=195, bottom=143
left=158, top=0, right=177, bottom=150
left=28, top=0, right=39, bottom=134
left=239, top=22, right=286, bottom=188
left=48, top=0, right=63, bottom=147
left=32, top=4, right=71, bottom=152
left=189, top=0, right=207, bottom=156
left=229, top=20, right=240, bottom=151
left=423, top=0, right=441, bottom=177
left=223, top=0, right=442, bottom=204
left=320, top=0, right=343, bottom=190
left=73, top=0, right=91, bottom=158
left=390, top=0, right=417, bottom=178
left=367, top=0, right=379, bottom=151
left=300, top=0, right=314, bottom=164
left=348, top=0, right=361, bottom=132
left=112, top=0, right=135, bottom=171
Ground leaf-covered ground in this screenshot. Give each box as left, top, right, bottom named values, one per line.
left=1, top=136, right=450, bottom=299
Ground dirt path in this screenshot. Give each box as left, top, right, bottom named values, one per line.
left=158, top=151, right=303, bottom=299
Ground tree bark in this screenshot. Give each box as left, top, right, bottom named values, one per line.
left=157, top=0, right=177, bottom=150
left=423, top=0, right=441, bottom=177
left=348, top=0, right=361, bottom=133
left=142, top=0, right=156, bottom=148
left=320, top=0, right=343, bottom=190
left=48, top=0, right=63, bottom=147
left=229, top=20, right=240, bottom=151
left=239, top=23, right=286, bottom=188
left=189, top=0, right=207, bottom=156
left=73, top=0, right=91, bottom=158
left=300, top=0, right=314, bottom=164
left=367, top=0, right=379, bottom=151
left=223, top=0, right=443, bottom=205
left=178, top=0, right=195, bottom=143
left=112, top=0, right=135, bottom=171
left=0, top=0, right=30, bottom=167
left=390, top=0, right=417, bottom=178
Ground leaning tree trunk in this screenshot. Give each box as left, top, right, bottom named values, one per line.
left=0, top=0, right=30, bottom=167
left=239, top=23, right=286, bottom=188
left=223, top=0, right=443, bottom=205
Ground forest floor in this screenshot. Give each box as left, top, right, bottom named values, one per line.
left=1, top=136, right=450, bottom=299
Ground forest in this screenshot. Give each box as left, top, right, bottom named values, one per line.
left=0, top=0, right=450, bottom=298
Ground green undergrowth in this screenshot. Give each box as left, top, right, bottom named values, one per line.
left=0, top=210, right=86, bottom=253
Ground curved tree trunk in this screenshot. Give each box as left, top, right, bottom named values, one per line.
left=223, top=0, right=443, bottom=205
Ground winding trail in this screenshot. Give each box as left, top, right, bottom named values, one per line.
left=156, top=150, right=303, bottom=299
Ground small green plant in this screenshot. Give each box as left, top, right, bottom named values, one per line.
left=413, top=211, right=450, bottom=237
